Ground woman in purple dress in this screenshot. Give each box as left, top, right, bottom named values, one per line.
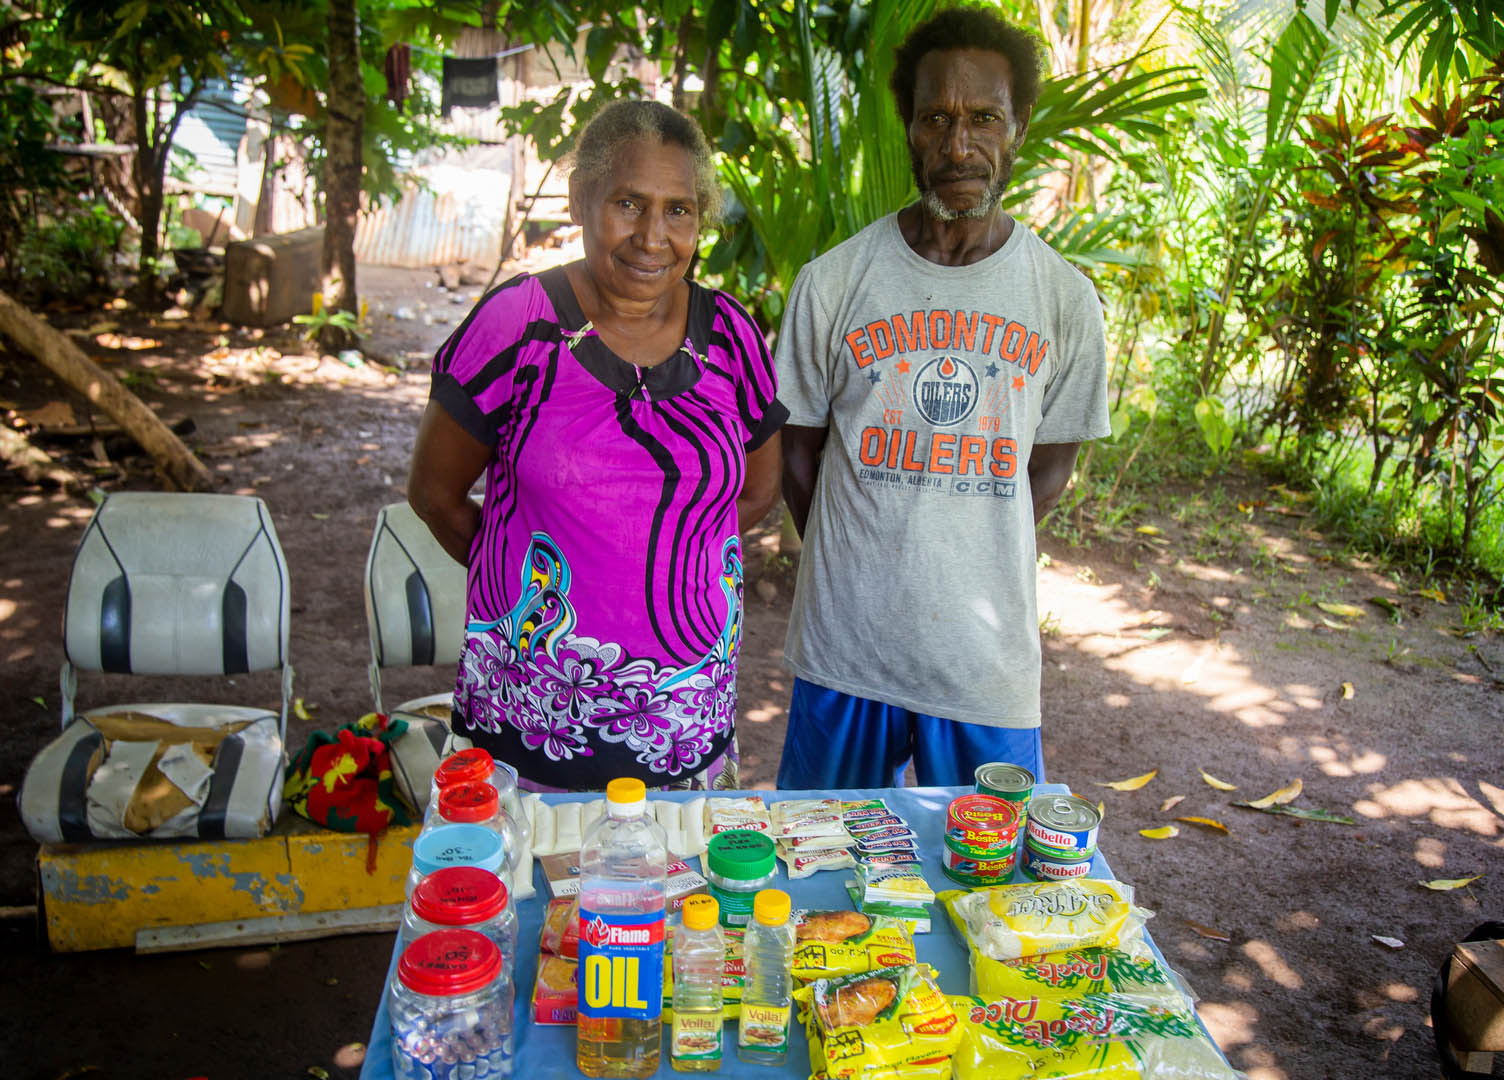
left=407, top=101, right=785, bottom=792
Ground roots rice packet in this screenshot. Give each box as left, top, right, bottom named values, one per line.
left=940, top=879, right=1136, bottom=961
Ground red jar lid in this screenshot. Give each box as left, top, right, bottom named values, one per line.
left=439, top=782, right=499, bottom=823
left=435, top=748, right=493, bottom=789
left=411, top=866, right=508, bottom=926
left=398, top=929, right=501, bottom=996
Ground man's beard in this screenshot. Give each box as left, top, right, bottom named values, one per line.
left=913, top=150, right=1015, bottom=222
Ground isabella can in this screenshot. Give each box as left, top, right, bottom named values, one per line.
left=1021, top=840, right=1095, bottom=882
left=1025, top=794, right=1102, bottom=858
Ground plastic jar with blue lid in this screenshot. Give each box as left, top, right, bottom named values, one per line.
left=406, top=822, right=507, bottom=900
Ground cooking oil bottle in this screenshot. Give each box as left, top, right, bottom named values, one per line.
left=670, top=894, right=726, bottom=1072
left=576, top=778, right=668, bottom=1078
left=737, top=888, right=795, bottom=1066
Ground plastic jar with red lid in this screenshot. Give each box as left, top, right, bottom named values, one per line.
left=426, top=748, right=529, bottom=869
left=400, top=865, right=518, bottom=976
left=388, top=928, right=514, bottom=1079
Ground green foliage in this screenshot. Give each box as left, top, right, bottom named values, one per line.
left=11, top=203, right=126, bottom=305
left=0, top=79, right=70, bottom=283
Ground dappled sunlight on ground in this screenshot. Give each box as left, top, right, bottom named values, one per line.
left=1354, top=777, right=1502, bottom=835
left=1241, top=940, right=1305, bottom=990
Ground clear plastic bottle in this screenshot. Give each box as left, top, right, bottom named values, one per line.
left=430, top=781, right=525, bottom=876
left=737, top=889, right=795, bottom=1066
left=670, top=894, right=725, bottom=1072
left=576, top=778, right=668, bottom=1079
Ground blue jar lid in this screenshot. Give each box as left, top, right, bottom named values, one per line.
left=413, top=823, right=505, bottom=877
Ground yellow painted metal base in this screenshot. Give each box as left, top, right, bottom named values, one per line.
left=38, top=816, right=420, bottom=952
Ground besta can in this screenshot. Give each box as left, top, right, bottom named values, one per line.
left=1025, top=794, right=1101, bottom=857
left=941, top=839, right=1018, bottom=887
left=945, top=794, right=1022, bottom=859
left=1021, top=840, right=1094, bottom=882
left=974, top=763, right=1035, bottom=807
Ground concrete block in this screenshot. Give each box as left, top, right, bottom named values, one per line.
left=222, top=226, right=324, bottom=328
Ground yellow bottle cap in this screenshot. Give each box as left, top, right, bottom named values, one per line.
left=605, top=777, right=647, bottom=805
left=681, top=894, right=719, bottom=931
left=752, top=888, right=791, bottom=926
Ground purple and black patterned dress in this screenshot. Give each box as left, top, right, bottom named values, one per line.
left=430, top=267, right=785, bottom=791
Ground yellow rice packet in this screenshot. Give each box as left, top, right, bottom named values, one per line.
left=948, top=992, right=1240, bottom=1079
left=790, top=910, right=917, bottom=982
left=939, top=879, right=1135, bottom=961
left=794, top=965, right=962, bottom=1078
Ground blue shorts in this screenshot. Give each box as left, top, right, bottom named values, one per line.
left=776, top=678, right=1045, bottom=789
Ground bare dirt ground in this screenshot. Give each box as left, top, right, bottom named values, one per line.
left=1, top=260, right=1500, bottom=1080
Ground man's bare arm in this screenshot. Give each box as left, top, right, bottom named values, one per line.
left=1028, top=441, right=1081, bottom=525
left=781, top=424, right=829, bottom=539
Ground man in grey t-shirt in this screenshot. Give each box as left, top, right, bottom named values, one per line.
left=776, top=8, right=1110, bottom=789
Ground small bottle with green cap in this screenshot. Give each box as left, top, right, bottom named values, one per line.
left=737, top=888, right=796, bottom=1066
left=670, top=894, right=725, bottom=1072
left=705, top=830, right=776, bottom=928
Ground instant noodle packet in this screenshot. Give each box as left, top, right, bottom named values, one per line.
left=948, top=991, right=1243, bottom=1079
left=771, top=797, right=847, bottom=840
left=939, top=879, right=1135, bottom=961
left=791, top=910, right=917, bottom=980
left=794, top=965, right=962, bottom=1078
left=706, top=795, right=771, bottom=834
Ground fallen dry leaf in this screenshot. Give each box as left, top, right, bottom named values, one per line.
left=1341, top=681, right=1355, bottom=699
left=1160, top=795, right=1186, bottom=812
left=1200, top=769, right=1237, bottom=791
left=1096, top=800, right=1105, bottom=817
left=1135, top=525, right=1163, bottom=536
left=1371, top=935, right=1405, bottom=950
left=1139, top=825, right=1179, bottom=839
left=1317, top=601, right=1366, bottom=619
left=1095, top=769, right=1158, bottom=791
left=1248, top=778, right=1303, bottom=808
left=1186, top=921, right=1231, bottom=942
left=1421, top=875, right=1482, bottom=891
left=1176, top=816, right=1229, bottom=833
left=293, top=698, right=316, bottom=722
left=1319, top=616, right=1352, bottom=631
left=1413, top=586, right=1446, bottom=603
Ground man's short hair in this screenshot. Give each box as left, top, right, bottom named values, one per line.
left=890, top=7, right=1048, bottom=125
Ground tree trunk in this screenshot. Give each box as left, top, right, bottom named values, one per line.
left=320, top=0, right=364, bottom=353
left=132, top=87, right=164, bottom=309
left=0, top=289, right=213, bottom=491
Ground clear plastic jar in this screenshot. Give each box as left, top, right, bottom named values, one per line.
left=429, top=782, right=524, bottom=876
left=405, top=823, right=507, bottom=901
left=427, top=749, right=529, bottom=866
left=388, top=928, right=514, bottom=1080
left=705, top=831, right=776, bottom=928
left=401, top=865, right=518, bottom=977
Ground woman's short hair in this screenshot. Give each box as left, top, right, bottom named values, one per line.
left=889, top=7, right=1047, bottom=124
left=568, top=99, right=724, bottom=226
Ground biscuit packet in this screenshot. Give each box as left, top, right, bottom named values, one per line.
left=540, top=896, right=580, bottom=958
left=771, top=797, right=846, bottom=840
left=794, top=965, right=962, bottom=1078
left=779, top=845, right=856, bottom=879
left=790, top=911, right=917, bottom=982
left=706, top=795, right=772, bottom=835
left=948, top=991, right=1244, bottom=1080
left=939, top=879, right=1136, bottom=961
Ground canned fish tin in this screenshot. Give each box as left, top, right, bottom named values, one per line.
left=1025, top=794, right=1101, bottom=857
left=975, top=763, right=1035, bottom=805
left=942, top=839, right=1018, bottom=883
left=1021, top=840, right=1095, bottom=882
left=946, top=794, right=1022, bottom=858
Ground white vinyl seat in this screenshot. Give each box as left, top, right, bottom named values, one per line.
left=363, top=501, right=472, bottom=810
left=19, top=493, right=292, bottom=843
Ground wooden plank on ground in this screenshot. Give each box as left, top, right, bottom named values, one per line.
left=136, top=903, right=404, bottom=953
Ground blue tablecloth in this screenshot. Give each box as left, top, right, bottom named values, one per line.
left=360, top=785, right=1198, bottom=1080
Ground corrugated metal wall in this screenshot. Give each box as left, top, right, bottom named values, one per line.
left=353, top=143, right=513, bottom=268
